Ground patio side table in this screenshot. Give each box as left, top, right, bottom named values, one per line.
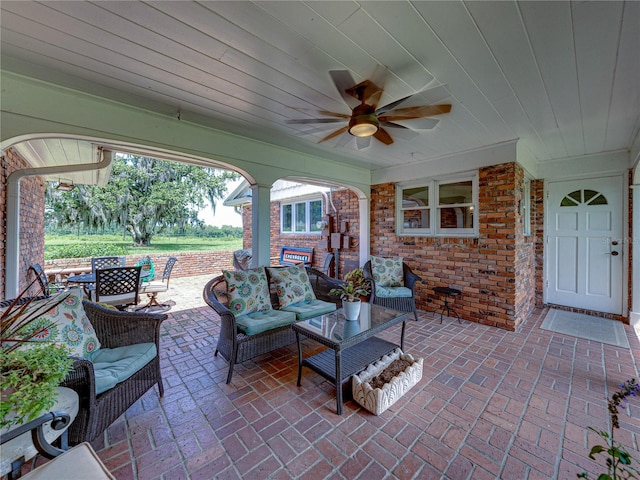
left=433, top=286, right=461, bottom=323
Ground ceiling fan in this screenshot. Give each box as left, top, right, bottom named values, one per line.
left=286, top=70, right=452, bottom=148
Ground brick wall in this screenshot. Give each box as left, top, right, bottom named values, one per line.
left=1, top=148, right=45, bottom=297
left=43, top=250, right=237, bottom=281
left=371, top=163, right=534, bottom=331
left=241, top=188, right=361, bottom=277
left=531, top=179, right=545, bottom=307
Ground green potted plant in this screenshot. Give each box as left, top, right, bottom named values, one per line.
left=344, top=267, right=372, bottom=301
left=330, top=269, right=371, bottom=320
left=0, top=281, right=73, bottom=430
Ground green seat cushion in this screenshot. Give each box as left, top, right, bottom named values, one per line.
left=235, top=309, right=297, bottom=336
left=282, top=299, right=337, bottom=320
left=88, top=343, right=157, bottom=395
left=375, top=286, right=413, bottom=298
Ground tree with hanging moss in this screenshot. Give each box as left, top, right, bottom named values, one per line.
left=46, top=154, right=238, bottom=246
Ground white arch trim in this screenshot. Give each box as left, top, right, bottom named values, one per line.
left=1, top=71, right=370, bottom=192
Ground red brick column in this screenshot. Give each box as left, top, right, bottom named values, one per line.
left=1, top=148, right=45, bottom=299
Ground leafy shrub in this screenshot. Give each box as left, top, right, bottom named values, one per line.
left=45, top=243, right=127, bottom=260
left=578, top=379, right=640, bottom=479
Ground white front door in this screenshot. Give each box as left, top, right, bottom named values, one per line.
left=546, top=176, right=624, bottom=314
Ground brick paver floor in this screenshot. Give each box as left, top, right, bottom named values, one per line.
left=85, top=275, right=640, bottom=479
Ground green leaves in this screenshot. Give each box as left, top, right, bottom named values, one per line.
left=579, top=380, right=640, bottom=479
left=45, top=154, right=240, bottom=246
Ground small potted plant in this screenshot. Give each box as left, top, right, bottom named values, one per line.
left=330, top=270, right=371, bottom=320
left=0, top=281, right=73, bottom=430
left=344, top=267, right=371, bottom=302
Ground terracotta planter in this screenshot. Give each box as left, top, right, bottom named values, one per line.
left=352, top=348, right=423, bottom=415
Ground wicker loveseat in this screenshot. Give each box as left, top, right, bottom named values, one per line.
left=203, top=266, right=344, bottom=384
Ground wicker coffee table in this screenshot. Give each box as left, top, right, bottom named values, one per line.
left=292, top=303, right=409, bottom=415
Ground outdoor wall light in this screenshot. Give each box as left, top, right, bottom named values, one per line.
left=56, top=179, right=76, bottom=191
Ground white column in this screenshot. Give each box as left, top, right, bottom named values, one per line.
left=251, top=184, right=272, bottom=267
left=358, top=197, right=370, bottom=267
left=5, top=172, right=21, bottom=299
left=631, top=185, right=640, bottom=326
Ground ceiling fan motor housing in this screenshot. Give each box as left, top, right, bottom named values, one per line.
left=348, top=104, right=379, bottom=137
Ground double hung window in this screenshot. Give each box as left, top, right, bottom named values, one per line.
left=281, top=198, right=322, bottom=234
left=396, top=174, right=478, bottom=237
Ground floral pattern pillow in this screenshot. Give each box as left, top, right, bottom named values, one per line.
left=223, top=267, right=272, bottom=316
left=267, top=265, right=316, bottom=308
left=371, top=256, right=404, bottom=287
left=25, top=287, right=101, bottom=358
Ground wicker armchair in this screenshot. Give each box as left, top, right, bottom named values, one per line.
left=305, top=267, right=345, bottom=306
left=61, top=301, right=167, bottom=445
left=363, top=260, right=422, bottom=321
left=203, top=275, right=296, bottom=384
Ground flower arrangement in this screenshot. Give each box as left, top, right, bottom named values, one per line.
left=0, top=280, right=73, bottom=429
left=578, top=379, right=640, bottom=479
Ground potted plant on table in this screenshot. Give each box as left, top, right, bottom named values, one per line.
left=0, top=281, right=73, bottom=430
left=330, top=269, right=371, bottom=320
left=344, top=267, right=371, bottom=302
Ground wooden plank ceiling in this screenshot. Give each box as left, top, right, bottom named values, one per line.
left=1, top=1, right=638, bottom=174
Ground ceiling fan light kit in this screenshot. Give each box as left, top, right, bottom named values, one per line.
left=348, top=105, right=379, bottom=137
left=288, top=69, right=451, bottom=146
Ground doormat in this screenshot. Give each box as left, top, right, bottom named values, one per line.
left=540, top=308, right=629, bottom=348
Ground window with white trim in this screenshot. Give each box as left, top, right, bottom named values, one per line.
left=396, top=174, right=478, bottom=237
left=281, top=198, right=323, bottom=234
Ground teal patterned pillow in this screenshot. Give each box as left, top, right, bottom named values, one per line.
left=371, top=256, right=404, bottom=287
left=267, top=265, right=316, bottom=308
left=24, top=287, right=102, bottom=358
left=223, top=267, right=272, bottom=316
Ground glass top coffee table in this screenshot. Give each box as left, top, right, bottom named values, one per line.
left=292, top=302, right=409, bottom=415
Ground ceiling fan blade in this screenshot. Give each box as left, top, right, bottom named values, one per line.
left=376, top=94, right=414, bottom=115
left=317, top=110, right=351, bottom=119
left=297, top=123, right=347, bottom=136
left=381, top=117, right=440, bottom=130
left=329, top=70, right=360, bottom=109
left=379, top=122, right=419, bottom=140
left=318, top=126, right=349, bottom=143
left=373, top=127, right=394, bottom=145
left=383, top=104, right=452, bottom=119
left=286, top=118, right=346, bottom=125
left=346, top=79, right=383, bottom=107
left=335, top=131, right=352, bottom=147
left=356, top=136, right=371, bottom=150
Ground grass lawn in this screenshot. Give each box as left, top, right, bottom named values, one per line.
left=45, top=234, right=243, bottom=259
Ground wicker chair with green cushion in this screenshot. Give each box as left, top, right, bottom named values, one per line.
left=1, top=289, right=167, bottom=445
left=363, top=256, right=423, bottom=321
left=60, top=300, right=167, bottom=444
